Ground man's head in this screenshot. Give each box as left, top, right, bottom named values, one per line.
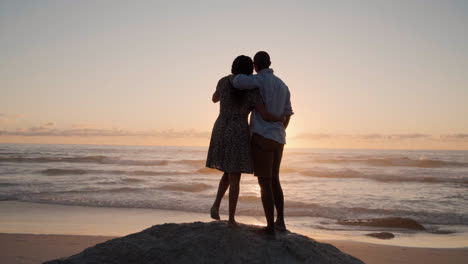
left=253, top=51, right=271, bottom=72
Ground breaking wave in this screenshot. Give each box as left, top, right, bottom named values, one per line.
left=0, top=182, right=20, bottom=187
left=312, top=157, right=468, bottom=168
left=122, top=178, right=145, bottom=183
left=4, top=155, right=466, bottom=169
left=299, top=169, right=468, bottom=184
left=158, top=183, right=212, bottom=192
left=197, top=167, right=220, bottom=174
left=238, top=195, right=260, bottom=202
left=31, top=165, right=468, bottom=185
left=4, top=193, right=467, bottom=225
left=40, top=168, right=189, bottom=177
left=0, top=156, right=169, bottom=166
left=0, top=156, right=210, bottom=167
left=175, top=159, right=206, bottom=167
left=235, top=203, right=468, bottom=225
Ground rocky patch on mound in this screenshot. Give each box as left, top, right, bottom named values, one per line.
left=365, top=232, right=395, bottom=239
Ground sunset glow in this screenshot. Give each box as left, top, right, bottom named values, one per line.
left=1, top=1, right=467, bottom=149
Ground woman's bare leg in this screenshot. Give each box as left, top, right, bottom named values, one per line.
left=228, top=172, right=241, bottom=225
left=211, top=172, right=229, bottom=220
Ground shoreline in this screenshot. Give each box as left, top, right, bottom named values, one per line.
left=1, top=201, right=466, bottom=248
left=0, top=201, right=467, bottom=264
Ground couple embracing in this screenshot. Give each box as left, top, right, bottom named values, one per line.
left=206, top=51, right=293, bottom=235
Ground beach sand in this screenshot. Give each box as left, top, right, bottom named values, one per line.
left=0, top=201, right=466, bottom=264
left=0, top=233, right=113, bottom=264
left=1, top=233, right=467, bottom=264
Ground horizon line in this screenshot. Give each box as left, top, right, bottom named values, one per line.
left=1, top=141, right=467, bottom=152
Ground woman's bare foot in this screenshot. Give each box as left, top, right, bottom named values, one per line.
left=275, top=220, right=287, bottom=232
left=210, top=206, right=220, bottom=220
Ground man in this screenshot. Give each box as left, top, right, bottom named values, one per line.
left=232, top=51, right=293, bottom=235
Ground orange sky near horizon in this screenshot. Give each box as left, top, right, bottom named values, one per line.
left=1, top=132, right=468, bottom=151
left=1, top=1, right=467, bottom=150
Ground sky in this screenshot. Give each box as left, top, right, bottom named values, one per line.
left=1, top=0, right=467, bottom=149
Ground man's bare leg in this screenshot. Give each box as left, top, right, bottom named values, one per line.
left=272, top=148, right=286, bottom=231
left=272, top=174, right=285, bottom=231
left=258, top=177, right=275, bottom=234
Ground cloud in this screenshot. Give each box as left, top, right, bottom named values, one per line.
left=0, top=113, right=23, bottom=124
left=294, top=133, right=333, bottom=140
left=0, top=126, right=210, bottom=139
left=439, top=133, right=468, bottom=141
left=293, top=133, right=467, bottom=142
left=71, top=123, right=99, bottom=129
left=0, top=114, right=9, bottom=124
left=11, top=114, right=24, bottom=118
left=351, top=134, right=432, bottom=140
left=28, top=122, right=56, bottom=133
left=0, top=113, right=23, bottom=119
left=389, top=134, right=431, bottom=140
left=351, top=134, right=391, bottom=140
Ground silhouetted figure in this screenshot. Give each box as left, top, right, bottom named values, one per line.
left=233, top=51, right=293, bottom=235
left=206, top=55, right=283, bottom=226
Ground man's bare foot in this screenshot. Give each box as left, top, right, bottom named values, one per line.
left=256, top=226, right=276, bottom=237
left=228, top=220, right=238, bottom=228
left=210, top=206, right=220, bottom=220
left=275, top=220, right=287, bottom=232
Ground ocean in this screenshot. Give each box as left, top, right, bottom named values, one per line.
left=0, top=143, right=467, bottom=246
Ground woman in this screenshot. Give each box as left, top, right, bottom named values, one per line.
left=206, top=55, right=282, bottom=226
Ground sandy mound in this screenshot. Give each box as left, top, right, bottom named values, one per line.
left=44, top=221, right=364, bottom=264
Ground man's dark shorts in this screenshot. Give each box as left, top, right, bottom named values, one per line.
left=252, top=133, right=284, bottom=178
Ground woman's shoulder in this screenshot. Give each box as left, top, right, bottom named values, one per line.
left=216, top=75, right=232, bottom=91
left=217, top=75, right=231, bottom=85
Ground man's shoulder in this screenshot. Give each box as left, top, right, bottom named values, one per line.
left=270, top=74, right=288, bottom=90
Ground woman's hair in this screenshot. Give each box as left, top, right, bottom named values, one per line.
left=231, top=55, right=254, bottom=106
left=231, top=55, right=254, bottom=75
